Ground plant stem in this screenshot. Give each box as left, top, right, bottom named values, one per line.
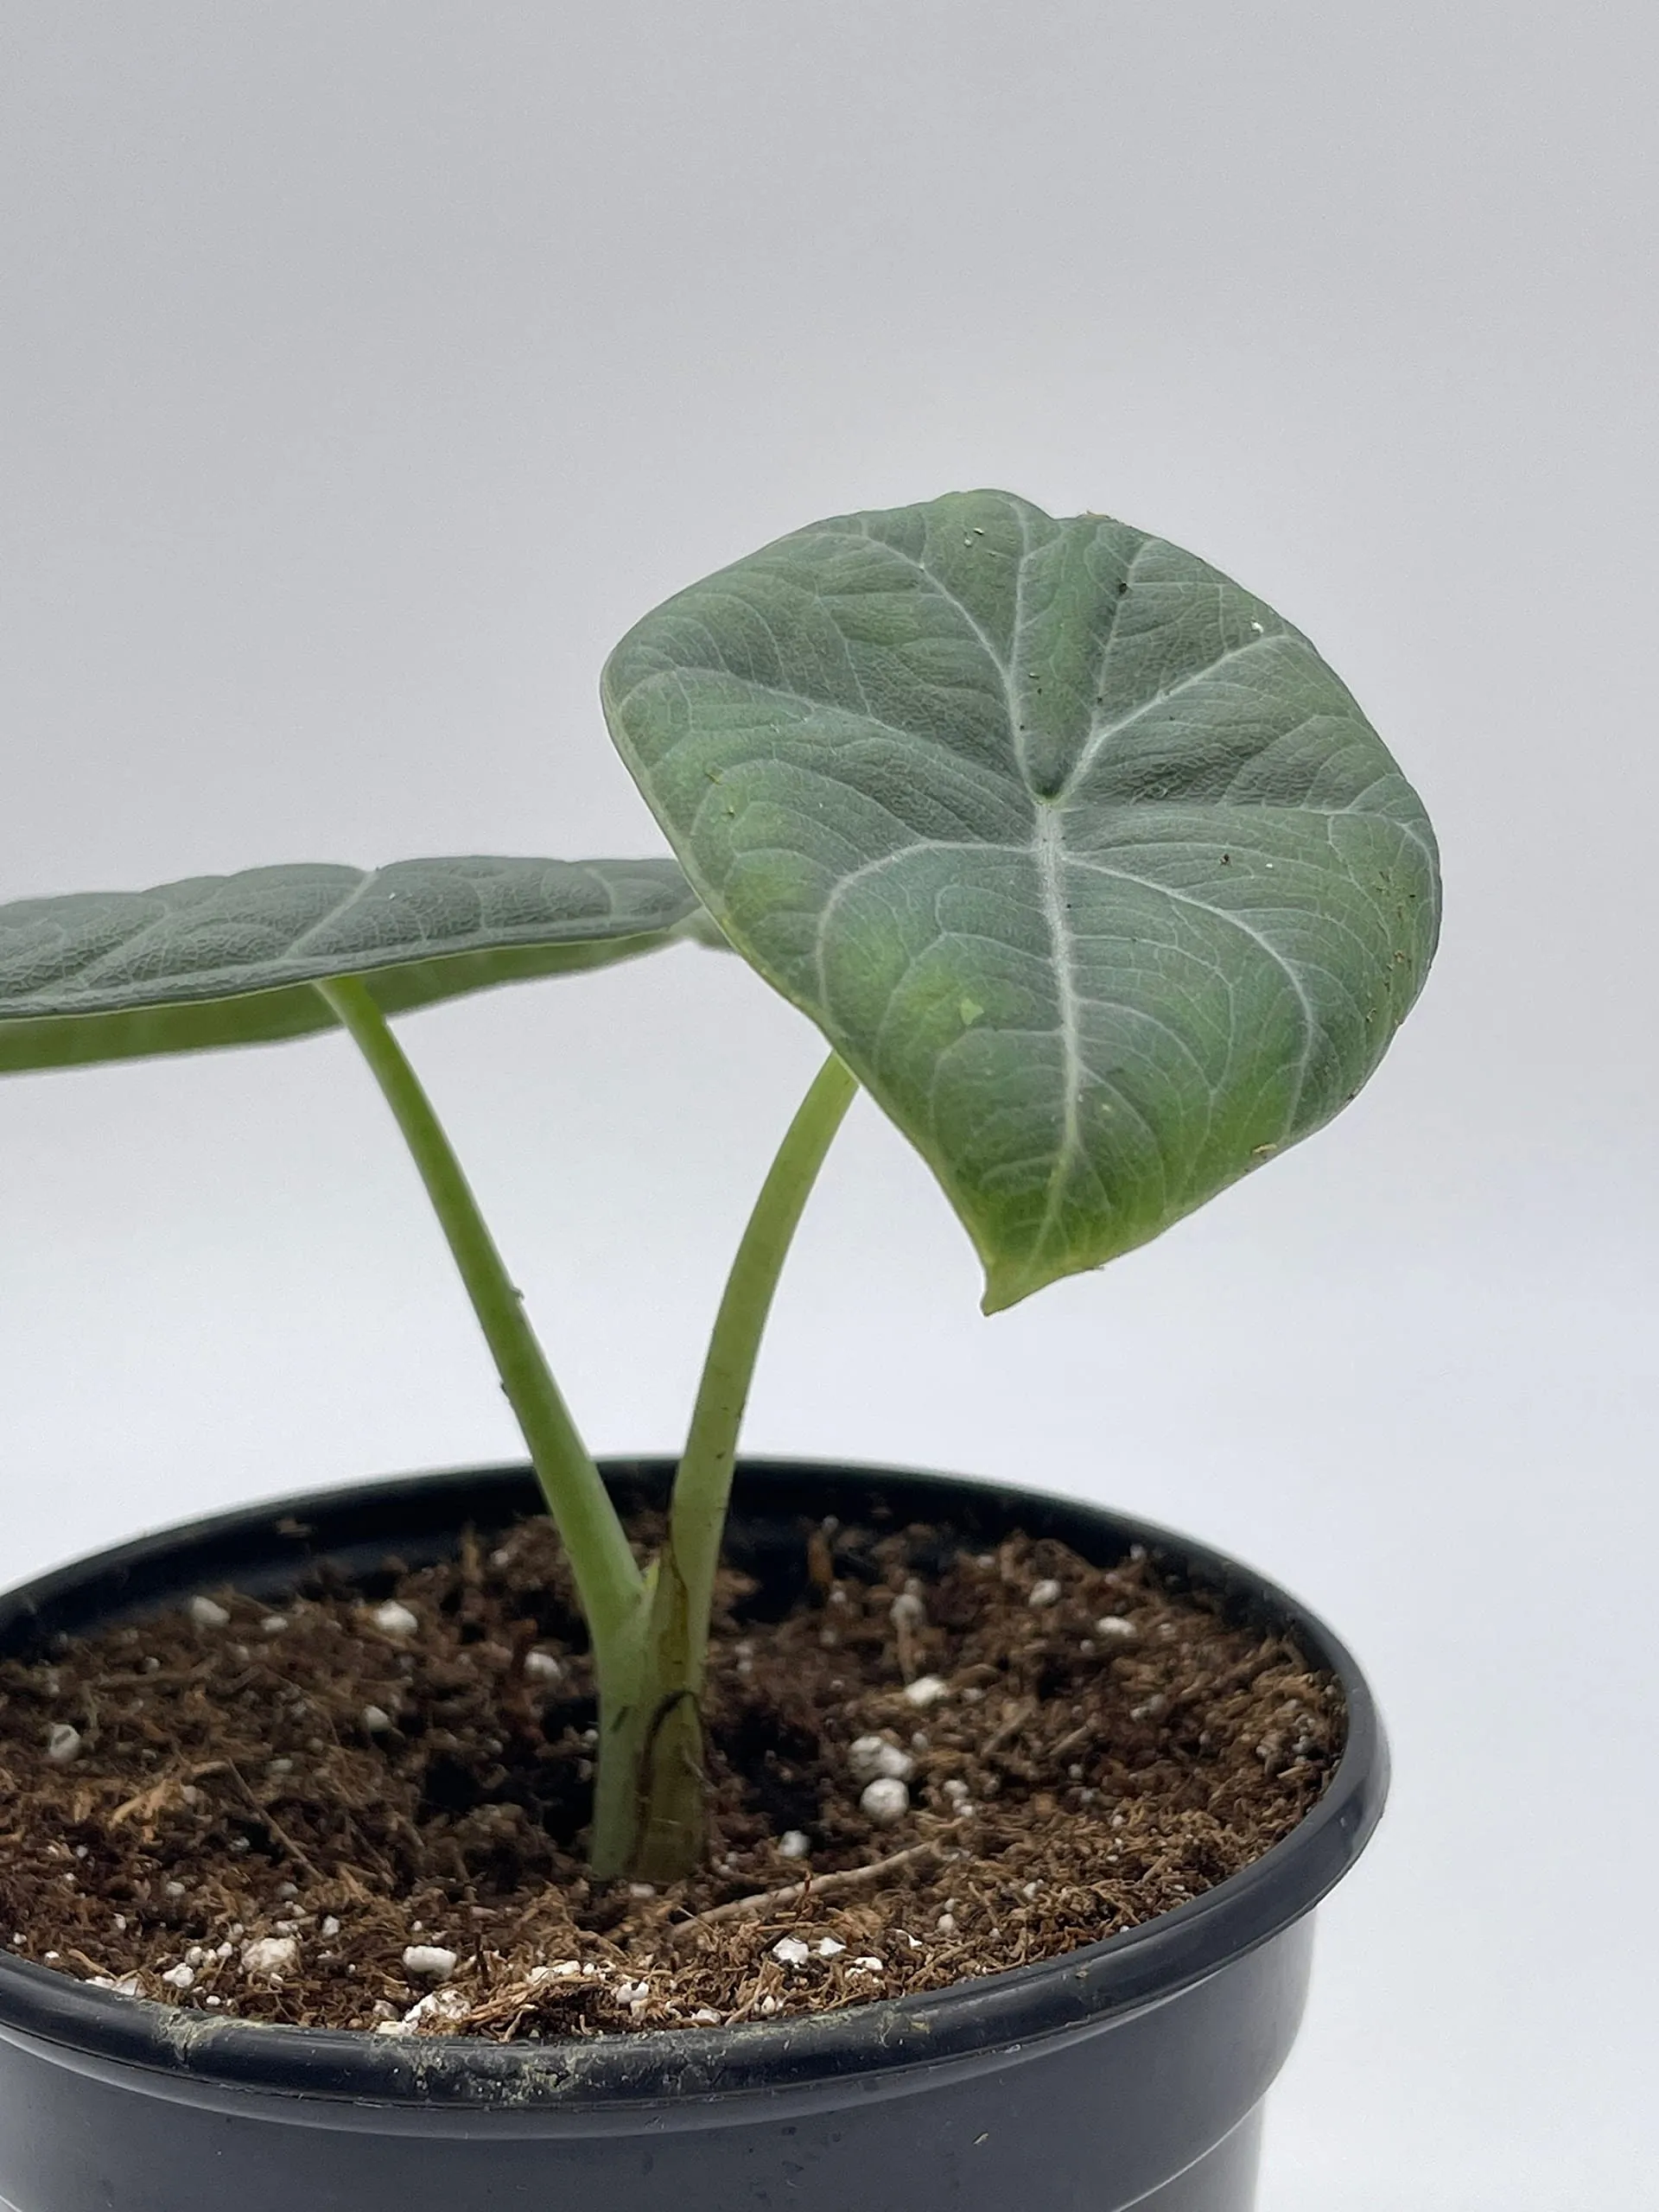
left=674, top=1049, right=859, bottom=1632
left=592, top=1051, right=858, bottom=1880
left=313, top=977, right=642, bottom=1656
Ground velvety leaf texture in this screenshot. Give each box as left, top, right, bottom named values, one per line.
left=0, top=855, right=701, bottom=1074
left=603, top=491, right=1440, bottom=1310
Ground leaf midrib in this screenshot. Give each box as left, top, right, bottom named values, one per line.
left=1032, top=801, right=1087, bottom=1262
left=804, top=820, right=1322, bottom=1152
left=0, top=864, right=692, bottom=1019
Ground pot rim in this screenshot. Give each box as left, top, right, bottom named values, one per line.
left=0, top=1457, right=1387, bottom=2112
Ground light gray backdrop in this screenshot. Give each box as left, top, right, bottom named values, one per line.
left=2, top=6, right=1653, bottom=2204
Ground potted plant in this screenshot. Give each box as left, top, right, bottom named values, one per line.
left=0, top=491, right=1438, bottom=2211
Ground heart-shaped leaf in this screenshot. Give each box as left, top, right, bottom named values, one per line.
left=604, top=491, right=1440, bottom=1311
left=0, top=855, right=701, bottom=1075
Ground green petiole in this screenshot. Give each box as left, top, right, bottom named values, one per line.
left=592, top=1051, right=859, bottom=1878
left=671, top=1052, right=859, bottom=1657
left=312, top=978, right=642, bottom=1657
left=318, top=976, right=857, bottom=1882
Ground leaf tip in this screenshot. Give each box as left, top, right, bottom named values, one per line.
left=979, top=1262, right=1046, bottom=1317
left=980, top=1230, right=1128, bottom=1314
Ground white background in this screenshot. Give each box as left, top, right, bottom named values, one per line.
left=3, top=7, right=1655, bottom=2203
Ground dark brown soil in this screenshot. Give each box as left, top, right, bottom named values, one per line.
left=0, top=1512, right=1340, bottom=2041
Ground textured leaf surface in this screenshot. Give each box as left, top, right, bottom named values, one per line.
left=604, top=491, right=1440, bottom=1309
left=0, top=855, right=700, bottom=1074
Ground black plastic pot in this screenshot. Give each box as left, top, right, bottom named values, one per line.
left=0, top=1459, right=1387, bottom=2212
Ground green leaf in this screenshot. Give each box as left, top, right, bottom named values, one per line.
left=603, top=490, right=1440, bottom=1312
left=0, top=855, right=702, bottom=1076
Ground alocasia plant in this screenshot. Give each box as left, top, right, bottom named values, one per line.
left=0, top=493, right=1440, bottom=1881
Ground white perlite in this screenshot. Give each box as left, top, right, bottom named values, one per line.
left=161, top=1963, right=195, bottom=1991
left=778, top=1829, right=810, bottom=1859
left=372, top=1601, right=419, bottom=1637
left=241, top=1936, right=299, bottom=1979
left=402, top=1945, right=458, bottom=1982
left=1027, top=1579, right=1062, bottom=1609
left=187, top=1596, right=231, bottom=1630
left=1094, top=1615, right=1137, bottom=1643
left=902, top=1674, right=950, bottom=1708
left=771, top=1937, right=811, bottom=1967
left=361, top=1704, right=394, bottom=1732
left=45, top=1724, right=83, bottom=1764
left=404, top=1986, right=472, bottom=2031
left=523, top=1649, right=563, bottom=1681
left=849, top=1734, right=914, bottom=1784
left=860, top=1777, right=910, bottom=1827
